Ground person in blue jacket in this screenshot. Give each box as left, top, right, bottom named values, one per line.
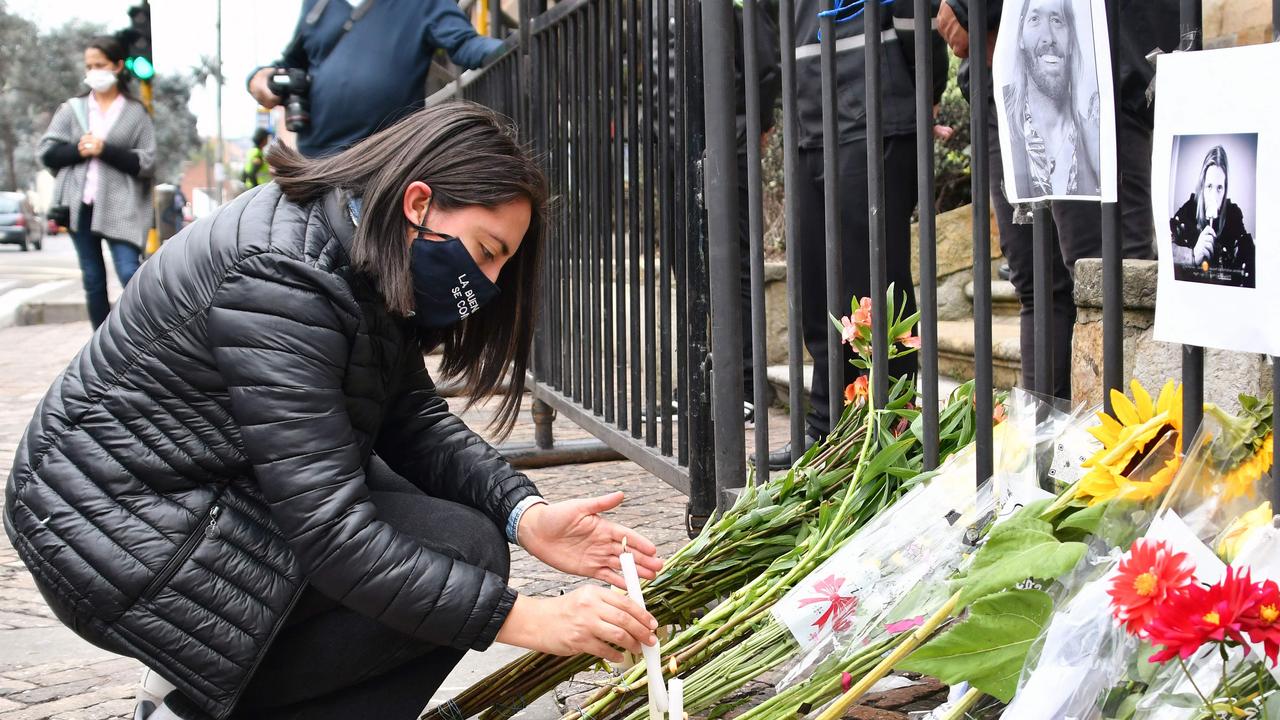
left=247, top=0, right=507, bottom=158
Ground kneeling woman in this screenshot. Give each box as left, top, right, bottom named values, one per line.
left=4, top=103, right=662, bottom=720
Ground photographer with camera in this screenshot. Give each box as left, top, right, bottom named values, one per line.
left=247, top=0, right=506, bottom=158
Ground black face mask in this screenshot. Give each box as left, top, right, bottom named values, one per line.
left=348, top=197, right=500, bottom=330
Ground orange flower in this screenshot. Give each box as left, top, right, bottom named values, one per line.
left=852, top=297, right=872, bottom=328
left=895, top=331, right=922, bottom=349
left=844, top=376, right=869, bottom=406
left=993, top=404, right=1007, bottom=425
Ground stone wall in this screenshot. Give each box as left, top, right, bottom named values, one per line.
left=1204, top=0, right=1276, bottom=48
left=1072, top=259, right=1274, bottom=413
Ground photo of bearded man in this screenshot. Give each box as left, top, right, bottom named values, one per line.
left=997, top=0, right=1106, bottom=201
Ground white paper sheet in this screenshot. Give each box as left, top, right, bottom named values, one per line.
left=992, top=0, right=1117, bottom=203
left=1151, top=43, right=1280, bottom=356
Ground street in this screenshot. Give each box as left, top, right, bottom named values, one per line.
left=0, top=233, right=121, bottom=329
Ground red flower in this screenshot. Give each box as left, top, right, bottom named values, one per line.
left=1243, top=578, right=1280, bottom=666
left=852, top=298, right=872, bottom=328
left=844, top=376, right=869, bottom=406
left=797, top=574, right=860, bottom=633
left=1148, top=567, right=1261, bottom=664
left=1108, top=538, right=1195, bottom=636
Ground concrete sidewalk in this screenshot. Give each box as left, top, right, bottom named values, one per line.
left=0, top=321, right=694, bottom=720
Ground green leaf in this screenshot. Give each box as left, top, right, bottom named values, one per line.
left=954, top=518, right=1087, bottom=605
left=898, top=589, right=1053, bottom=702
left=1056, top=501, right=1109, bottom=536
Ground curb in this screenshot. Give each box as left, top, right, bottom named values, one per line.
left=0, top=280, right=82, bottom=329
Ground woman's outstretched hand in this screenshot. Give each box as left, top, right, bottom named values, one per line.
left=495, top=587, right=658, bottom=662
left=517, top=491, right=664, bottom=588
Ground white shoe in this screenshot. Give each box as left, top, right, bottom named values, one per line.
left=137, top=668, right=177, bottom=710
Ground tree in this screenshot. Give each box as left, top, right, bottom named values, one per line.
left=0, top=9, right=199, bottom=191
left=150, top=74, right=200, bottom=184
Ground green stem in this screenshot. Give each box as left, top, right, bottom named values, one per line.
left=1178, top=656, right=1214, bottom=716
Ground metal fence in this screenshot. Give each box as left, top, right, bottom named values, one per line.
left=430, top=0, right=1280, bottom=532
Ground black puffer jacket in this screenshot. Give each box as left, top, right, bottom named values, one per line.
left=3, top=184, right=539, bottom=719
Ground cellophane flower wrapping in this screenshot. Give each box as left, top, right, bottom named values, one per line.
left=772, top=390, right=1090, bottom=692
left=1006, top=410, right=1279, bottom=719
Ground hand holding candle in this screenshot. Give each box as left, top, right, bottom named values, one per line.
left=621, top=537, right=668, bottom=713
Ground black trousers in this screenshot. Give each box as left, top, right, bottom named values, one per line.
left=988, top=99, right=1156, bottom=400
left=170, top=458, right=511, bottom=720
left=795, top=136, right=919, bottom=437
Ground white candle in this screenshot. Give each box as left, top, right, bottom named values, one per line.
left=668, top=677, right=684, bottom=720
left=621, top=546, right=668, bottom=713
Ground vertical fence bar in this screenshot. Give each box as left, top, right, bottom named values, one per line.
left=676, top=0, right=694, bottom=467
left=596, top=3, right=609, bottom=417
left=644, top=0, right=660, bottom=447
left=614, top=2, right=629, bottom=429
left=686, top=0, right=716, bottom=523
left=1180, top=0, right=1204, bottom=440
left=780, top=0, right=806, bottom=462
left=602, top=1, right=617, bottom=423
left=629, top=0, right=644, bottom=439
left=574, top=13, right=587, bottom=406
left=1033, top=205, right=1054, bottom=398
left=913, top=0, right=939, bottom=470
left=865, top=0, right=889, bottom=406
left=1101, top=0, right=1123, bottom=414
left=820, top=0, right=843, bottom=434
left=554, top=24, right=567, bottom=392
left=489, top=0, right=500, bottom=38
left=701, top=0, right=747, bottom=509
left=659, top=0, right=676, bottom=456
left=743, top=0, right=769, bottom=478
left=969, top=0, right=994, bottom=482
left=588, top=5, right=602, bottom=416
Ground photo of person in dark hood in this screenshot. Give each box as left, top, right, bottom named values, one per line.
left=1170, top=144, right=1255, bottom=288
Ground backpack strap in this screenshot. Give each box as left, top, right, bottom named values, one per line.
left=68, top=97, right=89, bottom=134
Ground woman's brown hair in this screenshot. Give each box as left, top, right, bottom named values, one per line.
left=269, top=101, right=547, bottom=437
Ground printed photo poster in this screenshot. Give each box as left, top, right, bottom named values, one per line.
left=992, top=0, right=1117, bottom=203
left=1152, top=43, right=1280, bottom=356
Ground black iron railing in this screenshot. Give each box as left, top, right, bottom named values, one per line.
left=429, top=0, right=1280, bottom=532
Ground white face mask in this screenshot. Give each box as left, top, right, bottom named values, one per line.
left=84, top=69, right=118, bottom=93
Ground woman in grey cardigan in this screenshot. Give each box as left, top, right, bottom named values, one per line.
left=40, top=35, right=156, bottom=328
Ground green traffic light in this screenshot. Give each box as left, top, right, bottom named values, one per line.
left=128, top=56, right=155, bottom=80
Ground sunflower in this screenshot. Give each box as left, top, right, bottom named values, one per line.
left=1075, top=380, right=1184, bottom=506
left=1222, top=431, right=1274, bottom=501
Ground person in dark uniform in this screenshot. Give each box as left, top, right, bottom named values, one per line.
left=766, top=0, right=948, bottom=469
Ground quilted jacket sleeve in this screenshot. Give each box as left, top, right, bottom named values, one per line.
left=374, top=347, right=541, bottom=532
left=207, top=252, right=515, bottom=651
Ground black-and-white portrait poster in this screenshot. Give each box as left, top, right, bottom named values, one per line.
left=992, top=0, right=1117, bottom=203
left=1153, top=43, right=1280, bottom=356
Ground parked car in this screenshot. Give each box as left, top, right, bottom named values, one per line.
left=0, top=192, right=43, bottom=251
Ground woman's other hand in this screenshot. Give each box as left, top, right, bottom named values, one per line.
left=495, top=588, right=658, bottom=662
left=517, top=492, right=664, bottom=588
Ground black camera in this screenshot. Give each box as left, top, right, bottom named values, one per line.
left=266, top=68, right=311, bottom=132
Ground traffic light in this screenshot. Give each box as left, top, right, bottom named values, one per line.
left=116, top=3, right=153, bottom=81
